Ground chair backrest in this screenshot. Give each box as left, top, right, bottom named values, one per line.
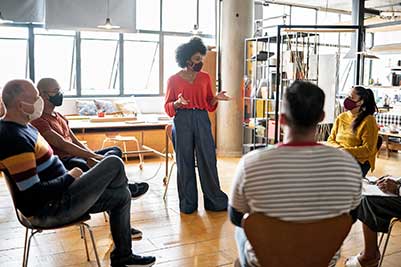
left=2, top=172, right=34, bottom=229
left=242, top=213, right=352, bottom=267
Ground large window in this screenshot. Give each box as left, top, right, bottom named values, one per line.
left=80, top=32, right=120, bottom=95
left=0, top=0, right=217, bottom=96
left=124, top=33, right=159, bottom=95
left=163, top=35, right=189, bottom=90
left=136, top=0, right=160, bottom=31
left=35, top=29, right=76, bottom=95
left=163, top=0, right=197, bottom=32
left=0, top=27, right=28, bottom=87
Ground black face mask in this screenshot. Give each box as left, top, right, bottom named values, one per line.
left=48, top=92, right=63, bottom=107
left=189, top=61, right=203, bottom=72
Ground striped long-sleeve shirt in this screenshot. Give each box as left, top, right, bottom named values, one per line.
left=230, top=143, right=362, bottom=221
left=230, top=142, right=362, bottom=267
left=0, top=120, right=74, bottom=216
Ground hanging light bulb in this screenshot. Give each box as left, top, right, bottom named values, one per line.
left=0, top=11, right=13, bottom=24
left=190, top=0, right=202, bottom=35
left=97, top=0, right=120, bottom=30
left=191, top=24, right=202, bottom=35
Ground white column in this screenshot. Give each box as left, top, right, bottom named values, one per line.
left=217, top=0, right=253, bottom=157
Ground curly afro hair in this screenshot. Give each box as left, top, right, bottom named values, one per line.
left=175, top=37, right=207, bottom=68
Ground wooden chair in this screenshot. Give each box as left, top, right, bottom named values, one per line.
left=242, top=213, right=352, bottom=267
left=3, top=173, right=101, bottom=267
left=102, top=132, right=144, bottom=169
left=378, top=217, right=401, bottom=267
left=163, top=124, right=175, bottom=200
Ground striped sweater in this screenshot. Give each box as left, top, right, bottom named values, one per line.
left=230, top=143, right=362, bottom=267
left=0, top=120, right=74, bottom=216
left=230, top=143, right=362, bottom=221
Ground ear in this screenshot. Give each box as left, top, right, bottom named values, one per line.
left=319, top=111, right=325, bottom=123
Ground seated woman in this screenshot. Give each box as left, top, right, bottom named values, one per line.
left=345, top=176, right=401, bottom=267
left=327, top=86, right=379, bottom=177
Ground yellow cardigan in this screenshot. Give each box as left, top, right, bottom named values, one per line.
left=327, top=112, right=378, bottom=171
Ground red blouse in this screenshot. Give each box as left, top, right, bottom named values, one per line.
left=164, top=71, right=217, bottom=117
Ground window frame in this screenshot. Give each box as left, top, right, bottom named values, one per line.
left=0, top=0, right=217, bottom=97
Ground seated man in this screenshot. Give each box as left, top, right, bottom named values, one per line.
left=0, top=79, right=156, bottom=267
left=345, top=177, right=401, bottom=267
left=229, top=81, right=362, bottom=267
left=31, top=78, right=148, bottom=200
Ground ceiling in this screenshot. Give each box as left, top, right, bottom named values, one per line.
left=267, top=0, right=401, bottom=12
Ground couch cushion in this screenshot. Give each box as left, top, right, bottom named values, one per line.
left=76, top=100, right=97, bottom=115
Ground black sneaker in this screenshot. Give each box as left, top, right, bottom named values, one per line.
left=112, top=254, right=156, bottom=267
left=128, top=182, right=149, bottom=200
left=131, top=228, right=142, bottom=239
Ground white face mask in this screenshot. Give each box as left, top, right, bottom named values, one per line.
left=22, top=97, right=44, bottom=121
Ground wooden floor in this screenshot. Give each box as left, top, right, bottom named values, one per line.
left=0, top=151, right=400, bottom=267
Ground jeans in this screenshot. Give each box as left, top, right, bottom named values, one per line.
left=31, top=156, right=133, bottom=262
left=173, top=109, right=228, bottom=213
left=61, top=146, right=123, bottom=171
left=235, top=227, right=252, bottom=267
left=359, top=161, right=371, bottom=177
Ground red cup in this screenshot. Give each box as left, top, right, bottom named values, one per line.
left=97, top=111, right=105, bottom=117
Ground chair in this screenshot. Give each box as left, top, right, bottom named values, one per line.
left=242, top=213, right=352, bottom=267
left=163, top=124, right=176, bottom=200
left=162, top=124, right=198, bottom=200
left=102, top=132, right=144, bottom=169
left=3, top=173, right=101, bottom=267
left=378, top=217, right=401, bottom=267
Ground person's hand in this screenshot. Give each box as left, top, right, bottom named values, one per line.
left=68, top=167, right=83, bottom=180
left=174, top=93, right=190, bottom=108
left=377, top=177, right=400, bottom=195
left=214, top=91, right=231, bottom=101
left=87, top=158, right=100, bottom=168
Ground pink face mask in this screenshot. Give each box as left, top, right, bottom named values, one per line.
left=343, top=97, right=359, bottom=111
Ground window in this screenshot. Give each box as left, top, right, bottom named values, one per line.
left=80, top=32, right=120, bottom=95
left=163, top=35, right=191, bottom=91
left=163, top=0, right=197, bottom=32
left=262, top=4, right=290, bottom=36
left=290, top=7, right=317, bottom=25
left=0, top=27, right=28, bottom=87
left=136, top=0, right=160, bottom=31
left=35, top=29, right=76, bottom=95
left=199, top=0, right=216, bottom=35
left=124, top=33, right=159, bottom=95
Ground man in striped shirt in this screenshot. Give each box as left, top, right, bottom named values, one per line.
left=230, top=81, right=362, bottom=267
left=0, top=80, right=156, bottom=267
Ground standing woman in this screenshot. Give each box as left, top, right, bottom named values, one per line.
left=164, top=37, right=229, bottom=214
left=327, top=86, right=378, bottom=177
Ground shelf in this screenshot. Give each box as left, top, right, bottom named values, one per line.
left=366, top=85, right=401, bottom=89
left=282, top=78, right=318, bottom=82
left=245, top=33, right=317, bottom=43
left=244, top=97, right=276, bottom=101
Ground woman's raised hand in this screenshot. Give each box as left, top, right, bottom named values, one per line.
left=215, top=91, right=231, bottom=101
left=174, top=93, right=190, bottom=108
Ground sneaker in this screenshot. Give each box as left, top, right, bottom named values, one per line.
left=131, top=228, right=142, bottom=239
left=128, top=182, right=149, bottom=199
left=112, top=254, right=156, bottom=267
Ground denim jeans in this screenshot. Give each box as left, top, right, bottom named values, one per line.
left=61, top=146, right=123, bottom=171
left=173, top=109, right=228, bottom=213
left=31, top=155, right=133, bottom=262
